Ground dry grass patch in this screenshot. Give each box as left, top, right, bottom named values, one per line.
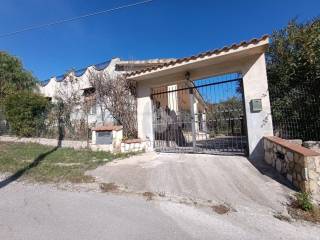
left=273, top=213, right=292, bottom=222
left=211, top=204, right=235, bottom=215
left=288, top=206, right=320, bottom=223
left=100, top=182, right=119, bottom=192
left=142, top=191, right=155, bottom=201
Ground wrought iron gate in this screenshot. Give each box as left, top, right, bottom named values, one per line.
left=151, top=73, right=247, bottom=154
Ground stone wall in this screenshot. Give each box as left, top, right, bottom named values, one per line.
left=0, top=136, right=88, bottom=149
left=121, top=139, right=151, bottom=153
left=0, top=135, right=150, bottom=154
left=264, top=136, right=320, bottom=200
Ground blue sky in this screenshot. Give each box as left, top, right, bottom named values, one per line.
left=0, top=0, right=319, bottom=81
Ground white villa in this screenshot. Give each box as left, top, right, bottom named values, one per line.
left=38, top=58, right=174, bottom=126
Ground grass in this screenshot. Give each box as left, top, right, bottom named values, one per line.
left=0, top=142, right=137, bottom=184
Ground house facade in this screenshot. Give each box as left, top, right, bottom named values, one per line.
left=38, top=58, right=174, bottom=127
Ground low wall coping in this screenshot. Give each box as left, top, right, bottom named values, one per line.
left=122, top=139, right=142, bottom=144
left=264, top=136, right=320, bottom=157
left=92, top=125, right=123, bottom=132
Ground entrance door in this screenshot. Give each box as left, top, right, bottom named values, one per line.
left=151, top=73, right=247, bottom=155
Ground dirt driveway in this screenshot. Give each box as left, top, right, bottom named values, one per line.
left=88, top=152, right=291, bottom=212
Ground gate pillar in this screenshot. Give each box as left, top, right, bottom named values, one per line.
left=242, top=53, right=273, bottom=160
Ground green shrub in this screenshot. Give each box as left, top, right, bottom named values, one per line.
left=295, top=192, right=314, bottom=211
left=4, top=92, right=49, bottom=137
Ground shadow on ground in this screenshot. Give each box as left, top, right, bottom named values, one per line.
left=249, top=158, right=297, bottom=191
left=0, top=115, right=65, bottom=189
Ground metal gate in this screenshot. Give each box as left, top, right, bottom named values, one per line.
left=151, top=73, right=247, bottom=155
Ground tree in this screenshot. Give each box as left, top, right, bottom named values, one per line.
left=0, top=52, right=36, bottom=104
left=53, top=73, right=91, bottom=142
left=4, top=92, right=49, bottom=137
left=88, top=71, right=137, bottom=138
left=206, top=97, right=244, bottom=136
left=267, top=18, right=320, bottom=140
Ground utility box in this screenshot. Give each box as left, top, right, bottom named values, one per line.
left=250, top=99, right=262, bottom=112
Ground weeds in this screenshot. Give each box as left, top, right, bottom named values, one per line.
left=211, top=204, right=234, bottom=215
left=100, top=183, right=119, bottom=192
left=142, top=191, right=155, bottom=201
left=295, top=192, right=313, bottom=211
left=287, top=192, right=320, bottom=223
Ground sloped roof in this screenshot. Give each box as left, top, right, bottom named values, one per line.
left=126, top=35, right=269, bottom=78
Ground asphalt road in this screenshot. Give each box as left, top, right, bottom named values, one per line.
left=1, top=181, right=320, bottom=240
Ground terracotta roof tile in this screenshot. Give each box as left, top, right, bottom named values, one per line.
left=126, top=35, right=269, bottom=78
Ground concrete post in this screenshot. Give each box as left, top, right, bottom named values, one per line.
left=242, top=53, right=273, bottom=160
left=189, top=89, right=196, bottom=150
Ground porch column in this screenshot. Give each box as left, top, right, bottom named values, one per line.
left=136, top=83, right=154, bottom=145
left=189, top=89, right=196, bottom=150
left=167, top=84, right=178, bottom=112
left=193, top=98, right=199, bottom=132
left=202, top=110, right=207, bottom=132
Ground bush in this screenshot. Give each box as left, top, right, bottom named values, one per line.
left=295, top=192, right=313, bottom=211
left=4, top=92, right=49, bottom=137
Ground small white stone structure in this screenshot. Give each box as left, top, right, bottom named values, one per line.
left=127, top=35, right=273, bottom=160
left=91, top=125, right=123, bottom=152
